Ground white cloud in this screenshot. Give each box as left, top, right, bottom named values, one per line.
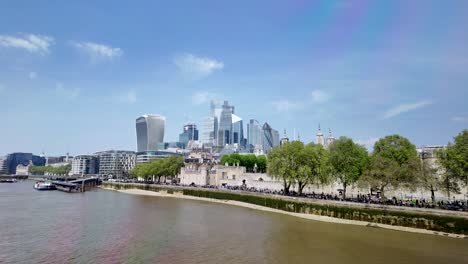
left=382, top=100, right=432, bottom=119
left=451, top=116, right=468, bottom=122
left=356, top=137, right=379, bottom=151
left=271, top=100, right=303, bottom=112
left=55, top=82, right=80, bottom=99
left=0, top=34, right=54, bottom=54
left=115, top=90, right=137, bottom=104
left=72, top=41, right=123, bottom=61
left=191, top=91, right=219, bottom=105
left=29, top=71, right=37, bottom=79
left=310, top=89, right=331, bottom=103
left=174, top=53, right=224, bottom=78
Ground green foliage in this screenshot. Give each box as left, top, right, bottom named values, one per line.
left=363, top=135, right=420, bottom=198
left=373, top=135, right=418, bottom=166
left=267, top=141, right=303, bottom=194
left=437, top=130, right=468, bottom=197
left=130, top=156, right=185, bottom=182
left=296, top=143, right=330, bottom=195
left=220, top=154, right=267, bottom=173
left=29, top=164, right=71, bottom=176
left=328, top=137, right=369, bottom=198
left=267, top=141, right=330, bottom=195
left=256, top=155, right=267, bottom=173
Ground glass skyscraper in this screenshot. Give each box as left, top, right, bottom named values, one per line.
left=262, top=122, right=280, bottom=152
left=247, top=119, right=263, bottom=151
left=179, top=123, right=199, bottom=148
left=136, top=115, right=165, bottom=152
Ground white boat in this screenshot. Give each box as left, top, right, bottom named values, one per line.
left=33, top=181, right=56, bottom=191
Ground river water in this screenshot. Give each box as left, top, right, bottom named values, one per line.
left=1, top=181, right=467, bottom=264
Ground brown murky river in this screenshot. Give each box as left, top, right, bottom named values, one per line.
left=1, top=181, right=466, bottom=264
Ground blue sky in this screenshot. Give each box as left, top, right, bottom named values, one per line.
left=0, top=0, right=467, bottom=156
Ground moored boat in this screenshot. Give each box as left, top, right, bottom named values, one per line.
left=0, top=178, right=17, bottom=183
left=33, top=181, right=56, bottom=190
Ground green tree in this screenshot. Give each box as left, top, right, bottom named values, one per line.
left=130, top=156, right=184, bottom=183
left=328, top=137, right=369, bottom=199
left=365, top=135, right=420, bottom=198
left=240, top=154, right=257, bottom=172
left=436, top=131, right=467, bottom=198
left=419, top=157, right=440, bottom=203
left=267, top=142, right=304, bottom=195
left=296, top=143, right=329, bottom=195
left=437, top=130, right=468, bottom=196
left=256, top=155, right=267, bottom=173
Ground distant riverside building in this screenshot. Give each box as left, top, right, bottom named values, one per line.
left=136, top=114, right=165, bottom=152
left=179, top=124, right=199, bottom=148
left=45, top=154, right=72, bottom=165
left=0, top=156, right=8, bottom=174
left=136, top=150, right=183, bottom=164
left=16, top=163, right=31, bottom=176
left=5, top=153, right=46, bottom=175
left=95, top=150, right=136, bottom=178
left=71, top=155, right=98, bottom=175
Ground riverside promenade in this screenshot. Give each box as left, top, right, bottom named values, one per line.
left=102, top=182, right=468, bottom=237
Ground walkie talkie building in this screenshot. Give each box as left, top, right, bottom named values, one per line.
left=136, top=115, right=165, bottom=152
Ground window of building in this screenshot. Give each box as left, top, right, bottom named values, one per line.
left=232, top=174, right=236, bottom=180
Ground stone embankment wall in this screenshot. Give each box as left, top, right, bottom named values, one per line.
left=102, top=182, right=468, bottom=235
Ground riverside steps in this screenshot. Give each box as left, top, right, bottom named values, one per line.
left=53, top=178, right=101, bottom=193
left=102, top=182, right=468, bottom=237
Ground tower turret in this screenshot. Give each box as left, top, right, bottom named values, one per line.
left=316, top=124, right=325, bottom=146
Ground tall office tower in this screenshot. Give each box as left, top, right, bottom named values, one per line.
left=231, top=114, right=244, bottom=146
left=202, top=117, right=216, bottom=145
left=262, top=122, right=275, bottom=152
left=136, top=115, right=165, bottom=152
left=216, top=101, right=235, bottom=146
left=316, top=124, right=325, bottom=146
left=247, top=119, right=263, bottom=149
left=326, top=129, right=335, bottom=147
left=272, top=129, right=280, bottom=147
left=179, top=123, right=199, bottom=147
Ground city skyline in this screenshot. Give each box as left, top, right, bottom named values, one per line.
left=1, top=0, right=467, bottom=155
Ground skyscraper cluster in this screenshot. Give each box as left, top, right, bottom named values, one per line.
left=200, top=100, right=280, bottom=154
left=202, top=100, right=247, bottom=149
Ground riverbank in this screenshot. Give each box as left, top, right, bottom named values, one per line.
left=100, top=184, right=468, bottom=239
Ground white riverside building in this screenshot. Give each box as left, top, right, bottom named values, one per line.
left=136, top=114, right=165, bottom=152
left=178, top=161, right=468, bottom=201
left=95, top=150, right=136, bottom=179
left=71, top=155, right=98, bottom=176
